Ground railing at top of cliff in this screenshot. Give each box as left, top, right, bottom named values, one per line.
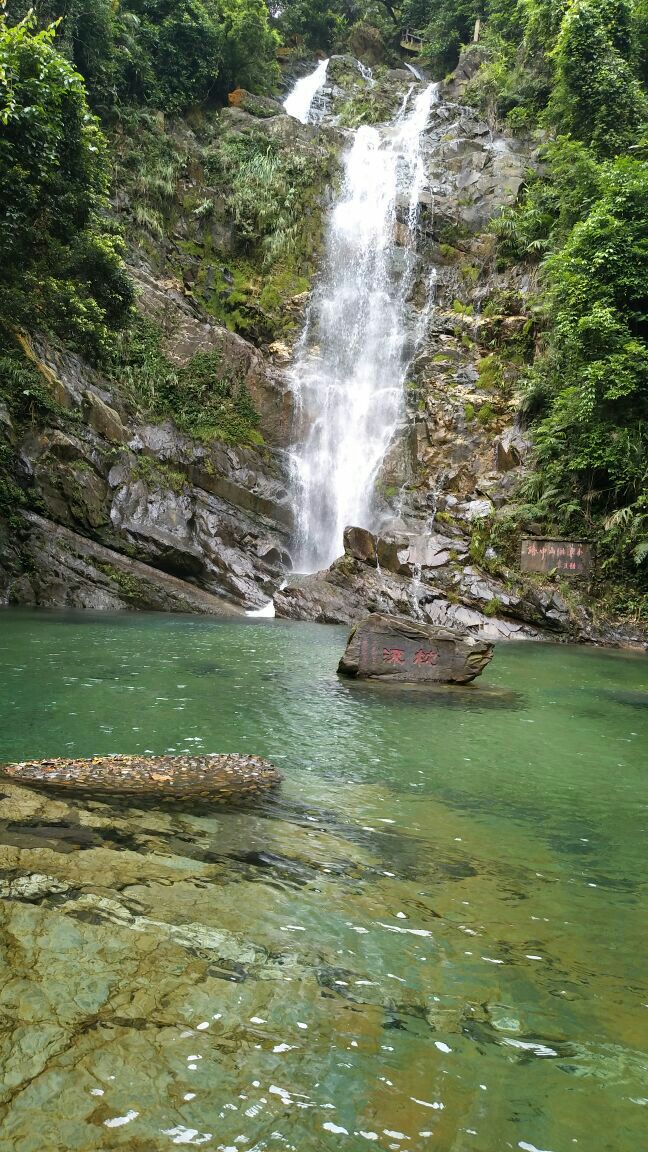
left=400, top=20, right=481, bottom=53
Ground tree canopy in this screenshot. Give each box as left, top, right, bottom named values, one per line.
left=0, top=8, right=133, bottom=357
left=3, top=0, right=280, bottom=112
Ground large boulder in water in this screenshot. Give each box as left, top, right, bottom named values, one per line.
left=0, top=754, right=282, bottom=801
left=338, top=613, right=493, bottom=684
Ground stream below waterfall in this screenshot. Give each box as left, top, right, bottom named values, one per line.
left=0, top=610, right=647, bottom=1151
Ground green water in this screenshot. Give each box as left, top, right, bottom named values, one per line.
left=0, top=610, right=646, bottom=1152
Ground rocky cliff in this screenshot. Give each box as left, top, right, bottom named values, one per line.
left=0, top=55, right=642, bottom=645
left=0, top=285, right=294, bottom=612
left=0, top=85, right=330, bottom=613
left=275, top=61, right=636, bottom=644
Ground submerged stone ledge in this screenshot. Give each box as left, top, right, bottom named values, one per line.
left=0, top=753, right=282, bottom=800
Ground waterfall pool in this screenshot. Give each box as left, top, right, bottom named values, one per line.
left=0, top=610, right=646, bottom=1151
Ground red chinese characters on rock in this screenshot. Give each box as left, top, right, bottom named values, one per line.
left=413, top=648, right=439, bottom=666
left=521, top=538, right=591, bottom=576
left=383, top=648, right=405, bottom=665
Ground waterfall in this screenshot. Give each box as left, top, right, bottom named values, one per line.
left=404, top=61, right=423, bottom=82
left=289, top=82, right=438, bottom=573
left=283, top=59, right=330, bottom=124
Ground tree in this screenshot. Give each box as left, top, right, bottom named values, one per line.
left=552, top=0, right=647, bottom=156
left=275, top=1, right=358, bottom=52
left=4, top=0, right=282, bottom=113
left=220, top=0, right=280, bottom=96
left=527, top=158, right=648, bottom=531
left=0, top=8, right=133, bottom=357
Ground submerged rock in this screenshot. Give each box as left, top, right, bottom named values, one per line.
left=0, top=754, right=282, bottom=801
left=338, top=613, right=493, bottom=684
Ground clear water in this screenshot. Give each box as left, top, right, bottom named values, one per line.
left=0, top=610, right=646, bottom=1152
left=289, top=85, right=437, bottom=572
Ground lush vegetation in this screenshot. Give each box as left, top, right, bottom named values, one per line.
left=4, top=0, right=280, bottom=113
left=0, top=0, right=285, bottom=443
left=278, top=0, right=648, bottom=610
left=0, top=10, right=134, bottom=359
left=0, top=0, right=282, bottom=359
left=111, top=316, right=262, bottom=444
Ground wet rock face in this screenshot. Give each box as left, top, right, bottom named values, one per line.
left=343, top=526, right=378, bottom=566
left=1, top=754, right=282, bottom=802
left=338, top=613, right=493, bottom=684
left=274, top=528, right=580, bottom=643
left=1, top=321, right=293, bottom=612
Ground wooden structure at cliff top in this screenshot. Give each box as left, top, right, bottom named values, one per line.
left=400, top=20, right=481, bottom=53
left=400, top=29, right=424, bottom=53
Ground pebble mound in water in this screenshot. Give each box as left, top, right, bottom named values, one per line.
left=0, top=754, right=282, bottom=800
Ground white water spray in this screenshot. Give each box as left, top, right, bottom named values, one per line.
left=289, top=83, right=438, bottom=572
left=283, top=59, right=329, bottom=124
left=404, top=61, right=423, bottom=82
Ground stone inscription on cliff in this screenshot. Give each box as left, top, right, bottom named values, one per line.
left=521, top=538, right=592, bottom=577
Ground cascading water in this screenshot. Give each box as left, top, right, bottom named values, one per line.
left=289, top=82, right=438, bottom=572
left=283, top=58, right=329, bottom=124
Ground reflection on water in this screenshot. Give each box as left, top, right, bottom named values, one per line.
left=0, top=610, right=646, bottom=1151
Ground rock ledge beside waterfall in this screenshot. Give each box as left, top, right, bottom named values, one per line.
left=274, top=526, right=642, bottom=647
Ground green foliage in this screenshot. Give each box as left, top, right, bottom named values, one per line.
left=432, top=0, right=648, bottom=610
left=552, top=0, right=647, bottom=157
left=403, top=0, right=481, bottom=74
left=523, top=158, right=648, bottom=525
left=225, top=140, right=317, bottom=264
left=483, top=596, right=503, bottom=616
left=476, top=401, right=495, bottom=425
left=476, top=354, right=503, bottom=390
left=111, top=316, right=262, bottom=444
left=123, top=0, right=225, bottom=113
left=275, top=1, right=350, bottom=52
left=0, top=9, right=133, bottom=357
left=94, top=560, right=148, bottom=602
left=334, top=70, right=403, bottom=126
left=220, top=0, right=280, bottom=95
left=112, top=108, right=189, bottom=239
left=4, top=0, right=280, bottom=114
left=0, top=439, right=25, bottom=522
left=493, top=138, right=601, bottom=262
left=194, top=126, right=332, bottom=338
left=0, top=327, right=69, bottom=423
left=131, top=454, right=187, bottom=494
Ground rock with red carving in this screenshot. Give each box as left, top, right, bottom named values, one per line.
left=337, top=613, right=493, bottom=684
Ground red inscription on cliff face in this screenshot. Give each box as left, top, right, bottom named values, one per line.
left=383, top=648, right=405, bottom=665
left=413, top=648, right=439, bottom=665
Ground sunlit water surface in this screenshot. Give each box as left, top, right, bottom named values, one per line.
left=0, top=611, right=646, bottom=1152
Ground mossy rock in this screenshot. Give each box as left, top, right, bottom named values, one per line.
left=1, top=754, right=282, bottom=802
left=227, top=89, right=283, bottom=119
